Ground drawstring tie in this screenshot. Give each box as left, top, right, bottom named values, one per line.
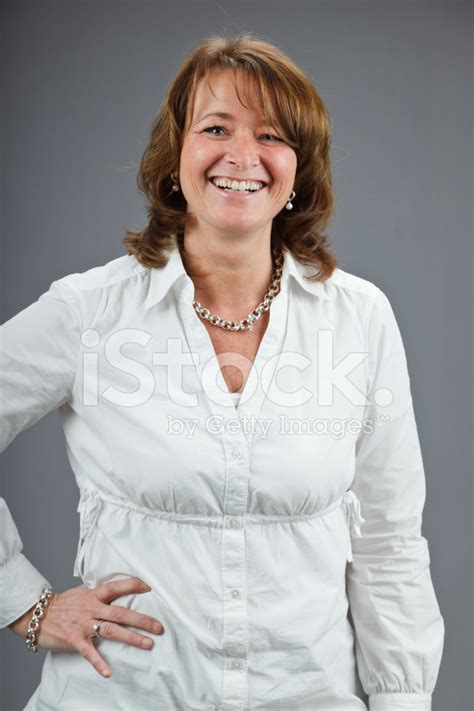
left=73, top=489, right=103, bottom=579
left=342, top=490, right=366, bottom=563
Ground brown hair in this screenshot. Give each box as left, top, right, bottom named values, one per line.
left=123, top=32, right=338, bottom=280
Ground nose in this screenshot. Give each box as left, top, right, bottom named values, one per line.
left=226, top=131, right=260, bottom=172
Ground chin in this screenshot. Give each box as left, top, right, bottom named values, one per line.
left=212, top=221, right=262, bottom=235
left=209, top=212, right=264, bottom=231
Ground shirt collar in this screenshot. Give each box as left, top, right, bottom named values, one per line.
left=283, top=248, right=331, bottom=301
left=144, top=246, right=330, bottom=310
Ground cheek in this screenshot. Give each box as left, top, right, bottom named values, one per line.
left=273, top=148, right=297, bottom=181
left=180, top=138, right=219, bottom=174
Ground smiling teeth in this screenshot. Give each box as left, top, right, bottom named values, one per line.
left=211, top=177, right=264, bottom=192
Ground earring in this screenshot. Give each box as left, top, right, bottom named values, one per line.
left=171, top=173, right=180, bottom=192
left=285, top=190, right=296, bottom=210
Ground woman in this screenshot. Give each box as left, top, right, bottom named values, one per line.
left=1, top=33, right=444, bottom=710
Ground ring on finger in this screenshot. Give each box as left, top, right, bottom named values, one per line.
left=92, top=620, right=105, bottom=638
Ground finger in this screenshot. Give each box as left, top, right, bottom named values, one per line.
left=95, top=578, right=151, bottom=604
left=99, top=603, right=164, bottom=634
left=75, top=639, right=112, bottom=678
left=92, top=620, right=155, bottom=650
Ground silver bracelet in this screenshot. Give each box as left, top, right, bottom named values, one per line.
left=25, top=587, right=53, bottom=653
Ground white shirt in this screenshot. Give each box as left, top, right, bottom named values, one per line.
left=229, top=391, right=242, bottom=408
left=0, top=246, right=445, bottom=710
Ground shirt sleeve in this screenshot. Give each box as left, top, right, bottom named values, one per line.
left=346, top=286, right=445, bottom=711
left=0, top=278, right=82, bottom=628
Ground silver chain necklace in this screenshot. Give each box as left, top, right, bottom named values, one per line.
left=191, top=248, right=284, bottom=332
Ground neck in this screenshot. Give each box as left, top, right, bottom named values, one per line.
left=179, top=227, right=277, bottom=317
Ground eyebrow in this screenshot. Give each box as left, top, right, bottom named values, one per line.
left=194, top=111, right=277, bottom=126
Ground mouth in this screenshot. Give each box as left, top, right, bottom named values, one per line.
left=208, top=178, right=267, bottom=199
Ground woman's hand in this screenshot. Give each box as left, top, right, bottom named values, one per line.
left=8, top=578, right=164, bottom=678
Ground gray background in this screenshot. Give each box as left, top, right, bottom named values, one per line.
left=1, top=1, right=472, bottom=709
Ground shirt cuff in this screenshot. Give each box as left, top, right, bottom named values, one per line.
left=0, top=553, right=52, bottom=629
left=369, top=692, right=431, bottom=711
left=369, top=693, right=432, bottom=710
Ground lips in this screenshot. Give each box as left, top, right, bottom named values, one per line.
left=209, top=176, right=268, bottom=186
left=208, top=179, right=267, bottom=197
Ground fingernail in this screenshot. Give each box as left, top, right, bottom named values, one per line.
left=102, top=668, right=112, bottom=678
left=153, top=623, right=163, bottom=633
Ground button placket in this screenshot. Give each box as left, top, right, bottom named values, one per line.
left=186, top=289, right=286, bottom=711
left=220, top=434, right=249, bottom=709
left=166, top=269, right=290, bottom=711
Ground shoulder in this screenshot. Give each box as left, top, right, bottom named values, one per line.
left=51, top=254, right=148, bottom=295
left=327, top=266, right=381, bottom=301
left=321, top=266, right=389, bottom=320
left=321, top=266, right=398, bottom=339
left=41, top=254, right=150, bottom=329
left=329, top=266, right=403, bottom=350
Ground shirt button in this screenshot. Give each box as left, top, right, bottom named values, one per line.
left=228, top=518, right=239, bottom=528
left=231, top=448, right=243, bottom=459
left=231, top=660, right=242, bottom=670
left=231, top=589, right=240, bottom=598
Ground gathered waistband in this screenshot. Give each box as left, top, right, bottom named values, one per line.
left=73, top=486, right=366, bottom=576
left=77, top=486, right=365, bottom=527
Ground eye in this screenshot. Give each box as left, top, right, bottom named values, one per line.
left=202, top=125, right=284, bottom=142
left=203, top=125, right=227, bottom=136
left=261, top=133, right=284, bottom=143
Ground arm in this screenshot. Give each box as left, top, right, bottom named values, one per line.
left=346, top=286, right=445, bottom=711
left=0, top=279, right=82, bottom=628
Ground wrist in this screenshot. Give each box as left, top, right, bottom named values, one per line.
left=8, top=604, right=36, bottom=638
left=25, top=588, right=53, bottom=652
left=8, top=588, right=54, bottom=651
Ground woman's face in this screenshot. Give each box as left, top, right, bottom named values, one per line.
left=179, top=69, right=297, bottom=237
